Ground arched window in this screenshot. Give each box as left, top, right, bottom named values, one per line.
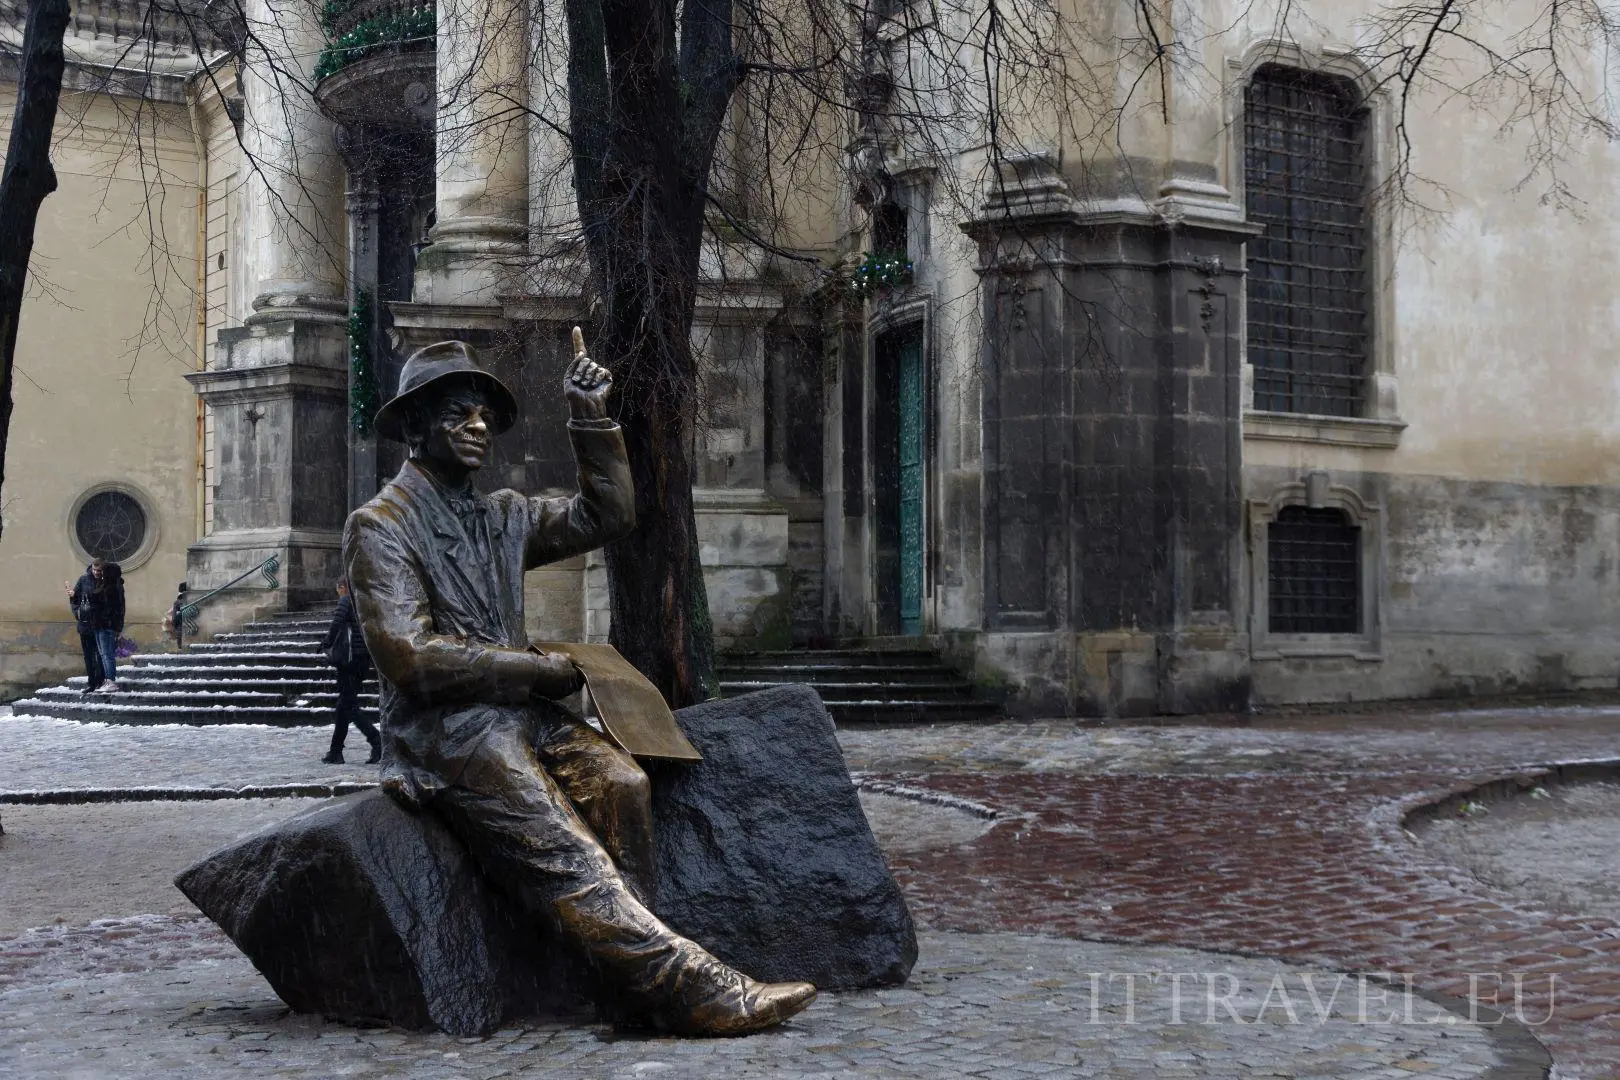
left=1244, top=65, right=1369, bottom=418
left=1267, top=505, right=1360, bottom=633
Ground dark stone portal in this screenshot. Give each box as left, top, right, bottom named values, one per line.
left=175, top=686, right=916, bottom=1036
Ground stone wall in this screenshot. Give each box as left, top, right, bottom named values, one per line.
left=1250, top=468, right=1620, bottom=705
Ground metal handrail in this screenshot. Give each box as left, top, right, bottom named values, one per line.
left=171, top=554, right=281, bottom=644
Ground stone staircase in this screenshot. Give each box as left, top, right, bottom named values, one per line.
left=12, top=606, right=374, bottom=727
left=717, top=644, right=1002, bottom=725
left=14, top=615, right=1000, bottom=729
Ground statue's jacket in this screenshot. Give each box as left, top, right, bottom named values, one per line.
left=342, top=420, right=635, bottom=807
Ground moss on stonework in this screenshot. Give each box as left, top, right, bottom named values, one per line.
left=748, top=594, right=793, bottom=653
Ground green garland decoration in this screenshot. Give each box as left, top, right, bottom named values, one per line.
left=315, top=5, right=435, bottom=81
left=320, top=0, right=356, bottom=32
left=848, top=250, right=914, bottom=299
left=349, top=290, right=380, bottom=435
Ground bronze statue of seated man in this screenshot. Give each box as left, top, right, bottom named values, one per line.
left=342, top=336, right=815, bottom=1036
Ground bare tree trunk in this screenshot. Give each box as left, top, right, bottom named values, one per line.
left=566, top=0, right=736, bottom=707
left=0, top=0, right=71, bottom=540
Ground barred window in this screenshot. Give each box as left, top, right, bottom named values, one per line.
left=1268, top=506, right=1360, bottom=633
left=1244, top=65, right=1369, bottom=417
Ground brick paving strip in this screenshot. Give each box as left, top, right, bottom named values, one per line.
left=882, top=766, right=1620, bottom=1079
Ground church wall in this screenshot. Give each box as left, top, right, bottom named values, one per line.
left=1218, top=0, right=1620, bottom=704
left=840, top=0, right=1620, bottom=713
left=0, top=90, right=202, bottom=699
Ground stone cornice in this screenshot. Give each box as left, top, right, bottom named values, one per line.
left=1243, top=411, right=1407, bottom=449
left=186, top=362, right=347, bottom=403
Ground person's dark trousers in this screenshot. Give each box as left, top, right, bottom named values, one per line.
left=94, top=629, right=118, bottom=684
left=78, top=632, right=103, bottom=690
left=328, top=667, right=380, bottom=760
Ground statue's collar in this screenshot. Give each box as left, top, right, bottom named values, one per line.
left=405, top=459, right=481, bottom=507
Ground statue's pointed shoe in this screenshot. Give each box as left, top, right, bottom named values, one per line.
left=677, top=977, right=817, bottom=1037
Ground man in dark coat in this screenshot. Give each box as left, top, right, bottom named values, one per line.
left=64, top=557, right=125, bottom=693
left=320, top=579, right=381, bottom=765
left=342, top=339, right=814, bottom=1037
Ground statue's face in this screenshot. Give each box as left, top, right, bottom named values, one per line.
left=420, top=384, right=495, bottom=472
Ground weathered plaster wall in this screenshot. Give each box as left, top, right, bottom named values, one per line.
left=0, top=92, right=201, bottom=699
left=1250, top=468, right=1620, bottom=703
left=1228, top=0, right=1620, bottom=703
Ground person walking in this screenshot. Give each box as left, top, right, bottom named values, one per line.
left=65, top=557, right=125, bottom=693
left=320, top=579, right=381, bottom=765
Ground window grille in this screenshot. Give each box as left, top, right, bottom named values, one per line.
left=1244, top=65, right=1369, bottom=417
left=76, top=490, right=147, bottom=563
left=1268, top=506, right=1360, bottom=633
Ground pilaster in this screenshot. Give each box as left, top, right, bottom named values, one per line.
left=962, top=153, right=1258, bottom=715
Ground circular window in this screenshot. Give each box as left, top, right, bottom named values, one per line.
left=74, top=490, right=148, bottom=563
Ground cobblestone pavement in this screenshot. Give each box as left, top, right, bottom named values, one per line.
left=8, top=704, right=1620, bottom=1076
left=8, top=705, right=1620, bottom=795
left=0, top=919, right=1545, bottom=1079
left=1417, top=781, right=1620, bottom=925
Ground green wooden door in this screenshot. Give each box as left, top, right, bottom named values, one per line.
left=898, top=338, right=925, bottom=636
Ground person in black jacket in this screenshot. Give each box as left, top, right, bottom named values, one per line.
left=64, top=557, right=125, bottom=693
left=321, top=579, right=381, bottom=765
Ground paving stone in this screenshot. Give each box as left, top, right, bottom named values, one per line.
left=0, top=927, right=1529, bottom=1078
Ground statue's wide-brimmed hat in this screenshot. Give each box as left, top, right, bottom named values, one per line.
left=374, top=341, right=519, bottom=443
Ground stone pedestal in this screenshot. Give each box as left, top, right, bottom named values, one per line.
left=186, top=320, right=350, bottom=631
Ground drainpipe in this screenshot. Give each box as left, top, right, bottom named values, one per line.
left=185, top=73, right=209, bottom=542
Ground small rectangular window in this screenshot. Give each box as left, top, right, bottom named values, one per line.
left=1268, top=506, right=1360, bottom=633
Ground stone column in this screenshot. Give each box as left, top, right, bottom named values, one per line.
left=185, top=0, right=351, bottom=631
left=528, top=11, right=585, bottom=287
left=414, top=0, right=531, bottom=303
left=344, top=169, right=381, bottom=509
left=239, top=0, right=347, bottom=324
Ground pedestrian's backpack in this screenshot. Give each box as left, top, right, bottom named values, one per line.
left=326, top=621, right=353, bottom=670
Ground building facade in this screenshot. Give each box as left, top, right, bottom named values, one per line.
left=0, top=2, right=208, bottom=698
left=4, top=0, right=1618, bottom=712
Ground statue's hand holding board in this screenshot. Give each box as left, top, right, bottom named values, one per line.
left=565, top=326, right=613, bottom=422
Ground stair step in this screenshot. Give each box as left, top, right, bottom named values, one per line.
left=719, top=680, right=978, bottom=703
left=186, top=642, right=325, bottom=655
left=718, top=660, right=952, bottom=676
left=68, top=675, right=376, bottom=693
left=716, top=666, right=964, bottom=685
left=10, top=699, right=372, bottom=727
left=826, top=700, right=1002, bottom=725
left=718, top=645, right=1001, bottom=725
left=130, top=652, right=333, bottom=668
left=211, top=629, right=328, bottom=643
left=725, top=649, right=940, bottom=663
left=35, top=686, right=377, bottom=705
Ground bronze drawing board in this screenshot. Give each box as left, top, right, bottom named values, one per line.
left=533, top=642, right=703, bottom=762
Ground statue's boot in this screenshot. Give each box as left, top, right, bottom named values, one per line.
left=646, top=943, right=817, bottom=1037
